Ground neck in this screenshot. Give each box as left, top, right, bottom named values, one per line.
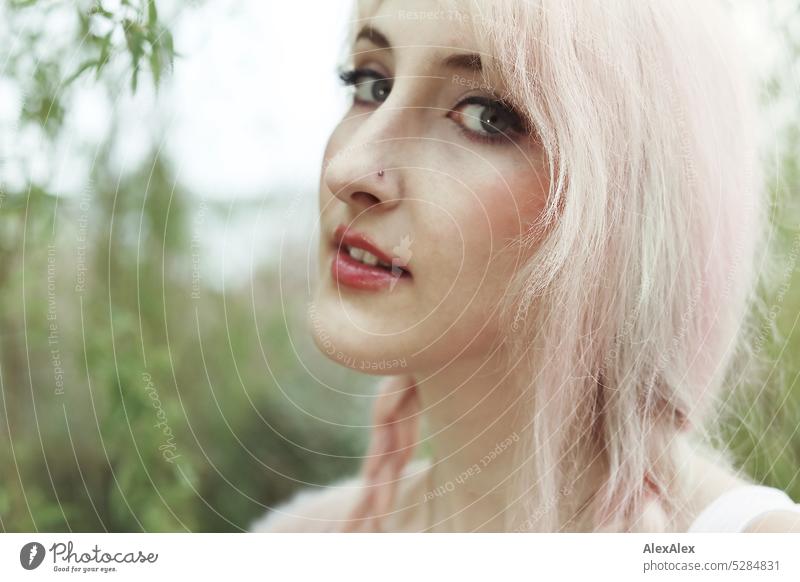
left=414, top=346, right=607, bottom=532
left=415, top=345, right=530, bottom=532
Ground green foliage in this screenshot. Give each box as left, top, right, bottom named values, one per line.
left=5, top=0, right=176, bottom=143
left=0, top=0, right=369, bottom=532
left=0, top=146, right=369, bottom=531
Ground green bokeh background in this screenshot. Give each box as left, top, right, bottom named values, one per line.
left=0, top=0, right=798, bottom=531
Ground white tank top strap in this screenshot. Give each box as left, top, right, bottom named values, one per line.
left=687, top=484, right=800, bottom=533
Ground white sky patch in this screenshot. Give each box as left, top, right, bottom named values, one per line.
left=161, top=0, right=352, bottom=201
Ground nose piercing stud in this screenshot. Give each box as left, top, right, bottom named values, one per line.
left=377, top=169, right=385, bottom=177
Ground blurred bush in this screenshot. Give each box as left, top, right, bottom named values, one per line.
left=0, top=0, right=371, bottom=532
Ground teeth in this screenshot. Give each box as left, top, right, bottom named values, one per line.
left=361, top=251, right=379, bottom=266
left=346, top=245, right=387, bottom=268
left=348, top=247, right=365, bottom=261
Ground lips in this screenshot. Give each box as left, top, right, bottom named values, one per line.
left=330, top=225, right=411, bottom=291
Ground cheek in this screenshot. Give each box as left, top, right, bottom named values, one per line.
left=439, top=164, right=546, bottom=295
left=411, top=159, right=547, bottom=353
left=474, top=148, right=548, bottom=269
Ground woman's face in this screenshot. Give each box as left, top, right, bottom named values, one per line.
left=312, top=0, right=548, bottom=374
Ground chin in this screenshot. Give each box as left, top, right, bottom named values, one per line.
left=307, top=289, right=420, bottom=375
left=308, top=242, right=504, bottom=374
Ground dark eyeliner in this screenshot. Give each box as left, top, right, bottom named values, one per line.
left=451, top=96, right=527, bottom=144
left=457, top=96, right=526, bottom=133
left=338, top=67, right=386, bottom=86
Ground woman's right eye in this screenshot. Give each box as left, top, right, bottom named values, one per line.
left=339, top=68, right=393, bottom=105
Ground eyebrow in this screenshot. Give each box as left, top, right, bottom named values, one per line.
left=355, top=25, right=483, bottom=73
left=355, top=25, right=391, bottom=50
left=441, top=52, right=482, bottom=72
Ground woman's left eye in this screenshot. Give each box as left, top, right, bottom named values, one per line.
left=449, top=97, right=524, bottom=142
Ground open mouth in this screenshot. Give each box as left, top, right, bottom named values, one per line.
left=330, top=225, right=412, bottom=291
left=339, top=243, right=411, bottom=276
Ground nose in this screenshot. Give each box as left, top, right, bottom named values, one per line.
left=326, top=163, right=398, bottom=212
left=323, top=111, right=407, bottom=213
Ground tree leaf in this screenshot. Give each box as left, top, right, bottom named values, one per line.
left=63, top=58, right=102, bottom=86
left=150, top=49, right=161, bottom=88
left=148, top=0, right=158, bottom=28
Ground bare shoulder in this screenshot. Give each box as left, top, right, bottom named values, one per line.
left=680, top=442, right=800, bottom=533
left=680, top=444, right=753, bottom=520
left=249, top=457, right=432, bottom=532
left=743, top=510, right=800, bottom=533
left=249, top=472, right=363, bottom=533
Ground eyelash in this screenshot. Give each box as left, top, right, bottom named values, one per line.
left=338, top=67, right=377, bottom=85
left=338, top=67, right=525, bottom=145
left=338, top=67, right=391, bottom=106
left=450, top=96, right=525, bottom=145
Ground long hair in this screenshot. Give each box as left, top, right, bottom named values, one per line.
left=342, top=0, right=770, bottom=532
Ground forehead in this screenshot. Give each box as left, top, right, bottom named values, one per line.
left=357, top=0, right=480, bottom=53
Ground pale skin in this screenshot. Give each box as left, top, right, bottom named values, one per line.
left=305, top=0, right=800, bottom=533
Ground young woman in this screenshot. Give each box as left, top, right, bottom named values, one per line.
left=252, top=0, right=800, bottom=532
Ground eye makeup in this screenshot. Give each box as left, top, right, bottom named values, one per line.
left=337, top=66, right=529, bottom=144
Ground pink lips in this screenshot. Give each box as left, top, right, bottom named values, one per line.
left=330, top=225, right=411, bottom=291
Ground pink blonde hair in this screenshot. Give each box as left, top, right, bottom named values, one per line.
left=341, top=0, right=769, bottom=532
